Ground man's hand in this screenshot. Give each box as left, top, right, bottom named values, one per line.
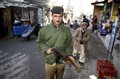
left=66, top=56, right=75, bottom=64
left=46, top=48, right=53, bottom=55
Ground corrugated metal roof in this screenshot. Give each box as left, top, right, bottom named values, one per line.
left=1, top=0, right=49, bottom=8
left=0, top=2, right=6, bottom=8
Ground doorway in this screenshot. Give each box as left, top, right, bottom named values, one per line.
left=0, top=9, right=7, bottom=38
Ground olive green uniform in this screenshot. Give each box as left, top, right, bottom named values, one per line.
left=36, top=22, right=73, bottom=79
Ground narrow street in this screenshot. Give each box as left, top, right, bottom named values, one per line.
left=0, top=26, right=108, bottom=79
left=0, top=0, right=120, bottom=79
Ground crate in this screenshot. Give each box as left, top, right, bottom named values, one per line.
left=97, top=60, right=117, bottom=79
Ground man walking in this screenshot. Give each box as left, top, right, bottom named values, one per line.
left=73, top=22, right=90, bottom=66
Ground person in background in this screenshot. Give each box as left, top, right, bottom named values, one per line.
left=82, top=15, right=90, bottom=27
left=70, top=20, right=74, bottom=28
left=73, top=22, right=90, bottom=66
left=116, top=14, right=120, bottom=40
left=67, top=19, right=70, bottom=24
left=13, top=18, right=21, bottom=26
left=36, top=6, right=74, bottom=79
left=92, top=15, right=98, bottom=33
left=107, top=20, right=113, bottom=34
left=73, top=20, right=79, bottom=30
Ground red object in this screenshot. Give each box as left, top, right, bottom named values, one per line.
left=97, top=60, right=117, bottom=79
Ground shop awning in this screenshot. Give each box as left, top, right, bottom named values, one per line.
left=0, top=2, right=6, bottom=8
left=1, top=0, right=49, bottom=8
left=91, top=1, right=106, bottom=6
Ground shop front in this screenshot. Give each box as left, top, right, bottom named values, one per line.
left=0, top=8, right=8, bottom=38
left=12, top=7, right=38, bottom=37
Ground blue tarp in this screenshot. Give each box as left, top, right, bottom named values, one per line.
left=21, top=25, right=35, bottom=38
left=12, top=25, right=29, bottom=36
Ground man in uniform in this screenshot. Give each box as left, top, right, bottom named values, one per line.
left=36, top=6, right=74, bottom=79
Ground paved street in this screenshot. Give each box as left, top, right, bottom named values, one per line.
left=0, top=37, right=45, bottom=79
left=0, top=27, right=108, bottom=79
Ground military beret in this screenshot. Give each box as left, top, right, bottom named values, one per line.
left=51, top=6, right=64, bottom=14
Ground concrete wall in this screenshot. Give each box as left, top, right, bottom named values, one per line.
left=113, top=56, right=120, bottom=79
left=3, top=7, right=12, bottom=37
left=93, top=6, right=103, bottom=23
left=112, top=41, right=120, bottom=79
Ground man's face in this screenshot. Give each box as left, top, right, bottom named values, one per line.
left=52, top=14, right=63, bottom=27
left=82, top=25, right=87, bottom=31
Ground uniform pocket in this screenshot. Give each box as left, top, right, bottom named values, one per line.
left=45, top=54, right=56, bottom=65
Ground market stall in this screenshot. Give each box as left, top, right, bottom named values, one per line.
left=12, top=19, right=30, bottom=36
